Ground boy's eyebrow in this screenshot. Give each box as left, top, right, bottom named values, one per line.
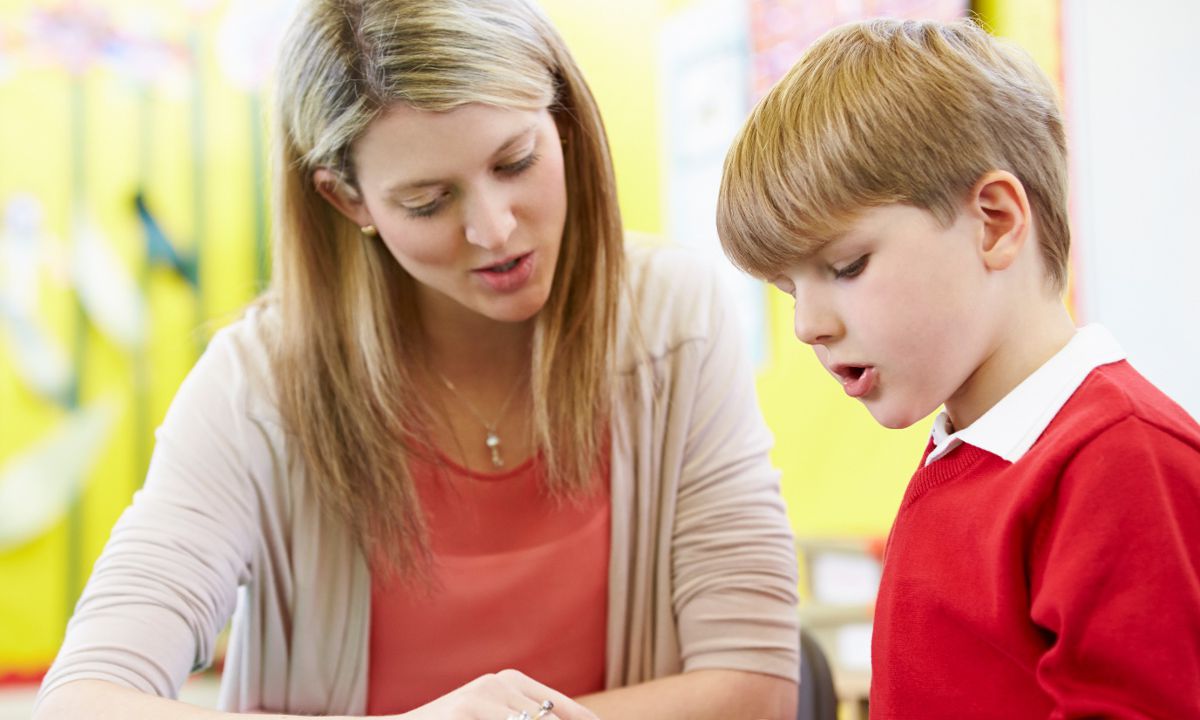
left=811, top=232, right=851, bottom=258
left=385, top=123, right=538, bottom=193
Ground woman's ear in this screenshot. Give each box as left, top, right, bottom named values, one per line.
left=312, top=168, right=373, bottom=227
left=972, top=170, right=1031, bottom=272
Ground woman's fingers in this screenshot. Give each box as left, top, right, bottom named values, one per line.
left=468, top=667, right=600, bottom=720
left=401, top=669, right=599, bottom=720
left=491, top=668, right=597, bottom=720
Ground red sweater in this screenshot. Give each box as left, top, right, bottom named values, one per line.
left=871, top=361, right=1200, bottom=719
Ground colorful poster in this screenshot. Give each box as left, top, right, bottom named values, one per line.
left=750, top=0, right=967, bottom=98
left=0, top=0, right=295, bottom=678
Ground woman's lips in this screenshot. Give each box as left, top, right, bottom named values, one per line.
left=471, top=251, right=535, bottom=292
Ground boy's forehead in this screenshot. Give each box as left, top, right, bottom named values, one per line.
left=800, top=227, right=855, bottom=257
left=757, top=236, right=844, bottom=282
left=767, top=214, right=883, bottom=276
left=822, top=204, right=918, bottom=244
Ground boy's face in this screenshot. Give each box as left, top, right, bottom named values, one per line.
left=769, top=203, right=1001, bottom=429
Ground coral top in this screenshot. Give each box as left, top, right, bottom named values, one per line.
left=366, top=450, right=610, bottom=714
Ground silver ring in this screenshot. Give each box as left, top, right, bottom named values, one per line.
left=504, top=713, right=531, bottom=720
left=534, top=700, right=555, bottom=718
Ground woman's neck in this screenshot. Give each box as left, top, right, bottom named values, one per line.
left=418, top=298, right=535, bottom=385
left=416, top=299, right=537, bottom=472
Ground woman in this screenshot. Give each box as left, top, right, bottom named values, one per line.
left=34, top=1, right=799, bottom=718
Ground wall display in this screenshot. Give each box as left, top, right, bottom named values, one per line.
left=661, top=0, right=767, bottom=366
left=749, top=0, right=966, bottom=98
left=0, top=0, right=292, bottom=678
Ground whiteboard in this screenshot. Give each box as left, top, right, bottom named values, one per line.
left=1063, top=0, right=1200, bottom=418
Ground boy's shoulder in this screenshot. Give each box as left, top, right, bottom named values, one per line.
left=1044, top=359, right=1200, bottom=460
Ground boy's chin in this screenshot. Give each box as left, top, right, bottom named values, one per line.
left=866, top=404, right=928, bottom=430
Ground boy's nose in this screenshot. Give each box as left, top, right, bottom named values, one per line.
left=464, top=189, right=517, bottom=250
left=792, top=293, right=841, bottom=346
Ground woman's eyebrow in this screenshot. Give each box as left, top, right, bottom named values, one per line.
left=492, top=123, right=538, bottom=157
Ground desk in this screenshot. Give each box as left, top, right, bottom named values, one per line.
left=796, top=536, right=881, bottom=720
left=799, top=605, right=873, bottom=720
left=834, top=669, right=870, bottom=720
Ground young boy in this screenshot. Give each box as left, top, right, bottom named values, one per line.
left=716, top=18, right=1200, bottom=718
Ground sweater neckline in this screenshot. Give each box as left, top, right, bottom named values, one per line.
left=901, top=443, right=1002, bottom=510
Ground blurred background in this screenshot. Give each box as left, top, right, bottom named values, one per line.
left=1, top=0, right=1197, bottom=717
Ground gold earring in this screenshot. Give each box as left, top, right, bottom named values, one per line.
left=361, top=224, right=378, bottom=238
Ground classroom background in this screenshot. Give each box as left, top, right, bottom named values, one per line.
left=1, top=0, right=1197, bottom=716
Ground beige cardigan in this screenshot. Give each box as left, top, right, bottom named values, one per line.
left=39, top=245, right=799, bottom=714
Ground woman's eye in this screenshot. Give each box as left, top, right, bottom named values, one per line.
left=404, top=192, right=449, bottom=219
left=497, top=152, right=539, bottom=176
left=401, top=151, right=538, bottom=219
left=835, top=255, right=869, bottom=279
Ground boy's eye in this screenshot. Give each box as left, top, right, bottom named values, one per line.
left=834, top=255, right=869, bottom=279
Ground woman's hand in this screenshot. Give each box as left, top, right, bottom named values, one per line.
left=397, top=669, right=600, bottom=720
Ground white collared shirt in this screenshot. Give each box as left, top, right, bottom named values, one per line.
left=926, top=324, right=1126, bottom=466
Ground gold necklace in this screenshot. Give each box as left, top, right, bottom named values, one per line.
left=436, top=372, right=523, bottom=468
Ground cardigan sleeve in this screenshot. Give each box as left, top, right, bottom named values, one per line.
left=669, top=268, right=800, bottom=682
left=36, top=325, right=268, bottom=705
left=1029, top=415, right=1200, bottom=718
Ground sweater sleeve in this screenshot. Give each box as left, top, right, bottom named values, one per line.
left=1029, top=416, right=1200, bottom=719
left=670, top=271, right=800, bottom=682
left=36, top=326, right=270, bottom=705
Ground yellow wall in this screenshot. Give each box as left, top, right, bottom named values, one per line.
left=976, top=0, right=1061, bottom=82
left=0, top=2, right=259, bottom=671
left=540, top=1, right=664, bottom=235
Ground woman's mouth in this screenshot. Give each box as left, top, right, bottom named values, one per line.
left=484, top=257, right=521, bottom=273
left=471, top=251, right=535, bottom=292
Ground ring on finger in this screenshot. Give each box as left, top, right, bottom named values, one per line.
left=534, top=699, right=555, bottom=718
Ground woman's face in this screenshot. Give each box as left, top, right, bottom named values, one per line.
left=327, top=103, right=568, bottom=327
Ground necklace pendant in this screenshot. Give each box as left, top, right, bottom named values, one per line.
left=485, top=430, right=504, bottom=468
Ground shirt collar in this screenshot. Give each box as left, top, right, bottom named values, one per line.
left=926, top=324, right=1125, bottom=466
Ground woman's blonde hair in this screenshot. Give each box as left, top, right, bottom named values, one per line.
left=266, top=0, right=623, bottom=577
left=717, top=18, right=1069, bottom=291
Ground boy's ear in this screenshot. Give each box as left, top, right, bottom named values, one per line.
left=971, top=171, right=1031, bottom=272
left=312, top=168, right=372, bottom=227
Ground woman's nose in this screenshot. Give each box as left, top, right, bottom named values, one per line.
left=463, top=188, right=517, bottom=250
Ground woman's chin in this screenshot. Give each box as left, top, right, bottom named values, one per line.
left=479, top=291, right=552, bottom=325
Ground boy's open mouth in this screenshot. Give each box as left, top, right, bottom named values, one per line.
left=831, top=364, right=876, bottom=398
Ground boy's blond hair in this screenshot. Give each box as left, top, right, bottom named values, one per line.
left=717, top=18, right=1069, bottom=290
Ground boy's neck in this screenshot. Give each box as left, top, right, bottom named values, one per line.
left=944, top=297, right=1077, bottom=432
